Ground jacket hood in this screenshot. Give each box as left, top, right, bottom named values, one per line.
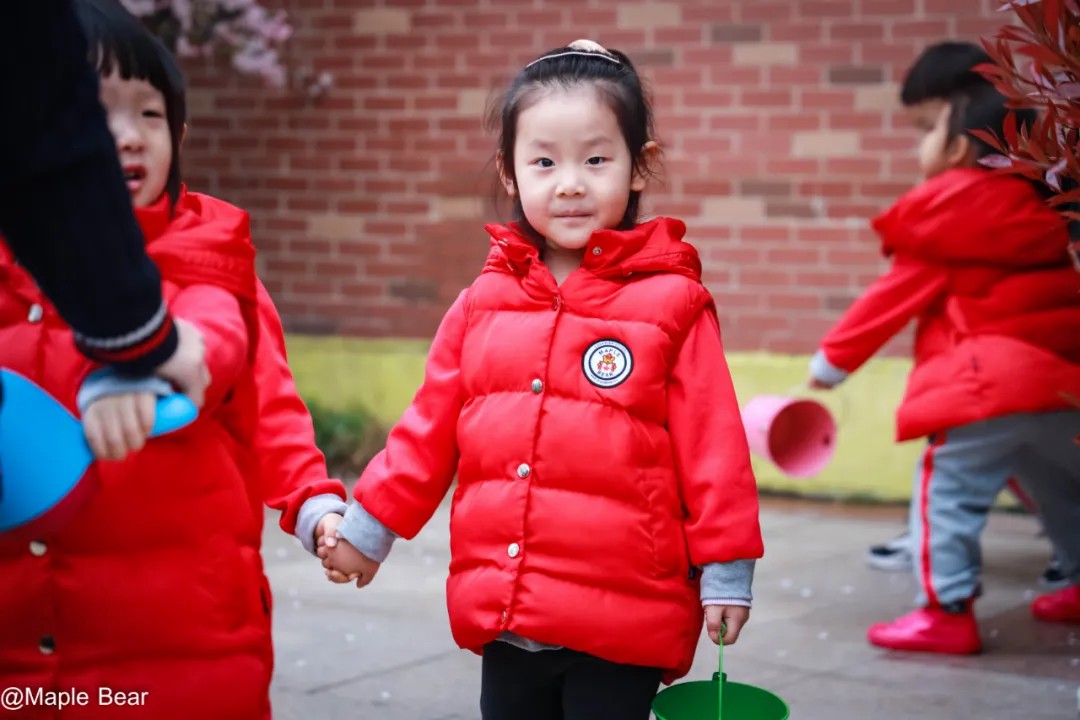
left=874, top=168, right=1070, bottom=268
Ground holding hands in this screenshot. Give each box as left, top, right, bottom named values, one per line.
left=315, top=513, right=381, bottom=588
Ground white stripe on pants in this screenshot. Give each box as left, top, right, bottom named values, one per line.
left=910, top=411, right=1080, bottom=607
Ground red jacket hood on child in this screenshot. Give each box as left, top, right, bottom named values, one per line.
left=0, top=189, right=276, bottom=719
left=821, top=168, right=1080, bottom=440
left=354, top=216, right=762, bottom=682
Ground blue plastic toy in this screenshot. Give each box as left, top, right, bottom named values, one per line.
left=0, top=368, right=197, bottom=532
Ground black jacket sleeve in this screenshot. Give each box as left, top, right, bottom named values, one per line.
left=0, top=0, right=177, bottom=373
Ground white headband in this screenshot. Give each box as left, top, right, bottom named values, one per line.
left=525, top=50, right=621, bottom=69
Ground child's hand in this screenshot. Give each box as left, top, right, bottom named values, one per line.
left=807, top=376, right=833, bottom=391
left=83, top=392, right=156, bottom=461
left=705, top=605, right=750, bottom=646
left=314, top=512, right=344, bottom=552
left=320, top=531, right=381, bottom=589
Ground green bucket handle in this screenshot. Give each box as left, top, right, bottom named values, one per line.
left=715, top=623, right=726, bottom=720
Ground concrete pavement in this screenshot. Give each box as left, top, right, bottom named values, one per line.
left=264, top=497, right=1079, bottom=719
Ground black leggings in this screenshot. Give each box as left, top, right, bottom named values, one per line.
left=480, top=641, right=663, bottom=720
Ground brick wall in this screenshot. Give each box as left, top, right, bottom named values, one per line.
left=181, top=0, right=1004, bottom=352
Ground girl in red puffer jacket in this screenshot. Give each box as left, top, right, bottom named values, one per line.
left=0, top=3, right=347, bottom=718
left=323, top=39, right=764, bottom=720
left=809, top=82, right=1080, bottom=655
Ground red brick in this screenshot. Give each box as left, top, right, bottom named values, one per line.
left=683, top=179, right=735, bottom=196
left=861, top=134, right=913, bottom=152
left=769, top=22, right=824, bottom=42
left=712, top=292, right=764, bottom=309
left=767, top=293, right=823, bottom=311
left=796, top=270, right=851, bottom=287
left=861, top=42, right=919, bottom=65
left=825, top=158, right=884, bottom=175
left=827, top=203, right=882, bottom=220
left=828, top=112, right=887, bottom=131
left=683, top=90, right=737, bottom=108
left=799, top=43, right=855, bottom=64
left=489, top=31, right=535, bottom=50
left=655, top=27, right=702, bottom=44
left=740, top=269, right=794, bottom=286
left=675, top=3, right=730, bottom=22
left=801, top=90, right=855, bottom=110
left=740, top=3, right=794, bottom=21
left=364, top=96, right=407, bottom=111
left=766, top=113, right=822, bottom=132
left=798, top=181, right=856, bottom=198
left=860, top=182, right=913, bottom=199
left=892, top=20, right=951, bottom=39
left=286, top=197, right=332, bottom=212
left=741, top=227, right=791, bottom=241
left=857, top=0, right=916, bottom=14
left=768, top=66, right=823, bottom=85
left=829, top=22, right=886, bottom=41
left=681, top=135, right=735, bottom=153
left=741, top=89, right=794, bottom=107
left=337, top=200, right=379, bottom=214
left=765, top=158, right=821, bottom=175
left=709, top=115, right=761, bottom=131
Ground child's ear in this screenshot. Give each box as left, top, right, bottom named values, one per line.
left=630, top=141, right=660, bottom=192
left=496, top=151, right=516, bottom=197
left=946, top=133, right=972, bottom=168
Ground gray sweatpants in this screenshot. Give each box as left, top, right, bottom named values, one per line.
left=909, top=411, right=1080, bottom=607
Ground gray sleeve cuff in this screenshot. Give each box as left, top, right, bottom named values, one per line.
left=77, top=368, right=174, bottom=415
left=700, top=559, right=755, bottom=606
left=295, top=493, right=349, bottom=555
left=809, top=350, right=850, bottom=388
left=337, top=502, right=398, bottom=563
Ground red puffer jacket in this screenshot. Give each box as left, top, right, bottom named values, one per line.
left=354, top=217, right=763, bottom=680
left=0, top=189, right=301, bottom=720
left=819, top=169, right=1080, bottom=441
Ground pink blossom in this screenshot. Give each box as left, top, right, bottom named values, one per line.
left=979, top=153, right=1016, bottom=169
left=119, top=0, right=293, bottom=88
left=1045, top=158, right=1068, bottom=190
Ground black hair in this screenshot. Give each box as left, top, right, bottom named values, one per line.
left=486, top=44, right=659, bottom=250
left=901, top=41, right=992, bottom=106
left=74, top=0, right=187, bottom=208
left=946, top=82, right=1037, bottom=162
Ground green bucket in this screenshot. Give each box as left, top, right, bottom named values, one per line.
left=652, top=629, right=789, bottom=720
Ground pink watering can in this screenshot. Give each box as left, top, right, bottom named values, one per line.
left=741, top=395, right=837, bottom=478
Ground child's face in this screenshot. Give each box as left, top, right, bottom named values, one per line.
left=504, top=85, right=645, bottom=253
left=905, top=99, right=947, bottom=135
left=99, top=70, right=172, bottom=208
left=916, top=102, right=959, bottom=179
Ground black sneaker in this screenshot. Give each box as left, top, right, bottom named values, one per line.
left=1039, top=555, right=1069, bottom=590
left=866, top=531, right=913, bottom=572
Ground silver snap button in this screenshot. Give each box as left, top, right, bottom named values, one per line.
left=592, top=247, right=602, bottom=256
left=39, top=635, right=55, bottom=655
left=29, top=541, right=47, bottom=557
left=531, top=379, right=543, bottom=394
left=516, top=463, right=531, bottom=479
left=28, top=304, right=43, bottom=323
left=507, top=543, right=520, bottom=558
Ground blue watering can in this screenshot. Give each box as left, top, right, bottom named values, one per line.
left=0, top=368, right=197, bottom=533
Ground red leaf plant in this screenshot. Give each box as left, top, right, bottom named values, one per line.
left=978, top=0, right=1080, bottom=269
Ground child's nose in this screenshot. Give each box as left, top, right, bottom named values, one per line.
left=555, top=170, right=585, bottom=197
left=110, top=119, right=144, bottom=153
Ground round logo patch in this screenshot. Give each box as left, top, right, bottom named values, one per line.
left=582, top=339, right=633, bottom=388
